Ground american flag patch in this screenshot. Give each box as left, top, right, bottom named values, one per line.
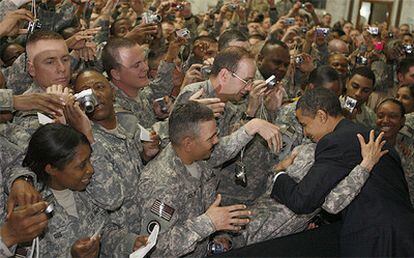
left=150, top=199, right=175, bottom=221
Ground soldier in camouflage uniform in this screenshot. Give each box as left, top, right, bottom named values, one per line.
left=275, top=65, right=343, bottom=147
left=341, top=67, right=377, bottom=129
left=376, top=98, right=414, bottom=205
left=139, top=101, right=282, bottom=257
left=11, top=31, right=72, bottom=134
left=101, top=37, right=178, bottom=129
left=241, top=140, right=378, bottom=246
left=19, top=123, right=147, bottom=257
left=69, top=69, right=160, bottom=234
left=175, top=47, right=286, bottom=205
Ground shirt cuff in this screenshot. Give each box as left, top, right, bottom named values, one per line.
left=10, top=0, right=29, bottom=7
left=0, top=89, right=14, bottom=112
left=0, top=236, right=16, bottom=257
left=272, top=171, right=286, bottom=183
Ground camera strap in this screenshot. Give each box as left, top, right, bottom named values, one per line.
left=27, top=237, right=39, bottom=258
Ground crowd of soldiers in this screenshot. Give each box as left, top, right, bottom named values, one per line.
left=0, top=0, right=414, bottom=256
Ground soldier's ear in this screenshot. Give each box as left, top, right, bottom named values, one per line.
left=44, top=164, right=58, bottom=177
left=28, top=61, right=35, bottom=77
left=217, top=68, right=229, bottom=86
left=316, top=109, right=328, bottom=123
left=182, top=136, right=194, bottom=151
left=110, top=68, right=121, bottom=81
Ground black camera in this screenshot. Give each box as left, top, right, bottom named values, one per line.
left=27, top=19, right=42, bottom=34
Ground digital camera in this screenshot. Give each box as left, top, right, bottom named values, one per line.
left=367, top=26, right=379, bottom=36
left=294, top=55, right=304, bottom=66
left=404, top=44, right=414, bottom=55
left=265, top=75, right=277, bottom=90
left=176, top=28, right=190, bottom=39
left=142, top=11, right=162, bottom=24
left=284, top=18, right=295, bottom=26
left=355, top=55, right=368, bottom=66
left=27, top=19, right=42, bottom=34
left=228, top=3, right=238, bottom=11
left=316, top=27, right=330, bottom=37
left=343, top=96, right=357, bottom=113
left=74, top=89, right=98, bottom=113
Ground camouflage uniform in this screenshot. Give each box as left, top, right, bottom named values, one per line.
left=12, top=83, right=45, bottom=135
left=274, top=101, right=305, bottom=146
left=0, top=89, right=13, bottom=112
left=396, top=129, right=414, bottom=206
left=176, top=80, right=280, bottom=206
left=404, top=113, right=414, bottom=131
left=175, top=80, right=243, bottom=136
left=240, top=143, right=371, bottom=246
left=112, top=61, right=175, bottom=129
left=0, top=0, right=19, bottom=21
left=310, top=43, right=329, bottom=67
left=1, top=54, right=32, bottom=95
left=275, top=0, right=294, bottom=17
left=138, top=126, right=254, bottom=257
left=38, top=187, right=138, bottom=257
left=88, top=117, right=144, bottom=234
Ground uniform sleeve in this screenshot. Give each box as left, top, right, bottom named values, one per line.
left=101, top=223, right=138, bottom=257
left=139, top=174, right=215, bottom=257
left=2, top=54, right=33, bottom=95
left=86, top=141, right=125, bottom=211
left=0, top=235, right=16, bottom=258
left=322, top=165, right=370, bottom=214
left=0, top=0, right=18, bottom=21
left=0, top=90, right=13, bottom=112
left=208, top=126, right=253, bottom=167
left=148, top=61, right=175, bottom=99
left=271, top=137, right=351, bottom=214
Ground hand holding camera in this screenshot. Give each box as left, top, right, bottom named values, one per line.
left=0, top=9, right=34, bottom=37
left=1, top=202, right=49, bottom=248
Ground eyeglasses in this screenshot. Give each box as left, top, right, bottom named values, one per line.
left=231, top=72, right=253, bottom=87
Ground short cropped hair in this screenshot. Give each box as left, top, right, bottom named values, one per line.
left=210, top=46, right=253, bottom=76
left=169, top=101, right=214, bottom=146
left=296, top=87, right=342, bottom=117
left=350, top=66, right=376, bottom=87
left=26, top=30, right=64, bottom=46
left=101, top=37, right=137, bottom=79
left=397, top=57, right=414, bottom=75
left=218, top=30, right=248, bottom=50
left=308, top=65, right=339, bottom=86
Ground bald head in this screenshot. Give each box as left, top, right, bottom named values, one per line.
left=328, top=39, right=349, bottom=55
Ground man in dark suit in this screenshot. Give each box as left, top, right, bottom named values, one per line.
left=271, top=87, right=414, bottom=256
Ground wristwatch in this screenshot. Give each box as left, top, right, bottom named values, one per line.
left=241, top=112, right=255, bottom=121
left=15, top=175, right=34, bottom=186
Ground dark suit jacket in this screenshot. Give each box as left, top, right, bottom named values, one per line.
left=271, top=119, right=414, bottom=256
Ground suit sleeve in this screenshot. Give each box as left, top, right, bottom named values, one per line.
left=271, top=137, right=352, bottom=214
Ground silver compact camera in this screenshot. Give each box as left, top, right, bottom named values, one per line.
left=343, top=96, right=357, bottom=113
left=176, top=28, right=190, bottom=39
left=404, top=44, right=413, bottom=55
left=200, top=65, right=212, bottom=79
left=228, top=3, right=238, bottom=11
left=142, top=11, right=162, bottom=24
left=355, top=55, right=368, bottom=66
left=74, top=89, right=98, bottom=113
left=284, top=17, right=295, bottom=26
left=27, top=19, right=42, bottom=34
left=265, top=75, right=278, bottom=90
left=367, top=26, right=379, bottom=36
left=316, top=27, right=329, bottom=37
left=294, top=55, right=304, bottom=66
